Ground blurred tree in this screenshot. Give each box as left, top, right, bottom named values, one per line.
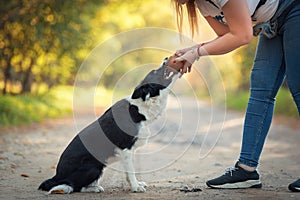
left=0, top=0, right=176, bottom=94
left=228, top=37, right=288, bottom=92
left=211, top=38, right=257, bottom=93
left=0, top=0, right=102, bottom=94
left=89, top=0, right=175, bottom=88
left=231, top=37, right=257, bottom=91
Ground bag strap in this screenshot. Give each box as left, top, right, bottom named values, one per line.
left=206, top=0, right=267, bottom=18
left=206, top=0, right=219, bottom=9
left=252, top=0, right=267, bottom=18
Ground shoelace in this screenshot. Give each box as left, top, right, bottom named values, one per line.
left=224, top=166, right=238, bottom=176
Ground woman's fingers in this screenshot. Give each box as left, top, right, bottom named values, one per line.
left=174, top=55, right=193, bottom=74
left=180, top=61, right=192, bottom=74
left=175, top=51, right=184, bottom=57
left=174, top=56, right=185, bottom=62
left=175, top=47, right=192, bottom=56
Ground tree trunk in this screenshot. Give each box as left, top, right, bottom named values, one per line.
left=2, top=63, right=12, bottom=95
left=21, top=64, right=33, bottom=94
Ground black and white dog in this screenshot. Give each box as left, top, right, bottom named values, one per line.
left=38, top=57, right=180, bottom=194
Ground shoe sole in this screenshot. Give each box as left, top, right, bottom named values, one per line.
left=207, top=180, right=262, bottom=189
left=289, top=185, right=300, bottom=192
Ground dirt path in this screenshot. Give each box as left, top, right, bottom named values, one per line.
left=0, top=97, right=299, bottom=200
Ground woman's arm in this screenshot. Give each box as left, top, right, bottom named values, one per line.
left=205, top=16, right=230, bottom=37
left=199, top=0, right=253, bottom=56
left=176, top=0, right=253, bottom=73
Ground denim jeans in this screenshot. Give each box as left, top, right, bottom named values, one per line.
left=239, top=0, right=300, bottom=168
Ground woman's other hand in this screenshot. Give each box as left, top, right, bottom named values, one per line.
left=175, top=47, right=200, bottom=74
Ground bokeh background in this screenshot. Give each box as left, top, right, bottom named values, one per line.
left=0, top=0, right=297, bottom=126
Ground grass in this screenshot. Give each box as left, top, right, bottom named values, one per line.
left=0, top=85, right=119, bottom=126
left=0, top=86, right=74, bottom=126
left=0, top=85, right=297, bottom=127
left=226, top=88, right=298, bottom=117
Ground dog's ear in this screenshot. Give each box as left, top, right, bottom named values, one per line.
left=131, top=84, right=152, bottom=101
left=131, top=84, right=165, bottom=101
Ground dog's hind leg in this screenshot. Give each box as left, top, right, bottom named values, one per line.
left=120, top=149, right=147, bottom=193
left=48, top=184, right=74, bottom=194
left=68, top=166, right=103, bottom=192
left=80, top=178, right=104, bottom=193
left=48, top=165, right=104, bottom=194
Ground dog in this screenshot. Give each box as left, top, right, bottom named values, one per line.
left=38, top=56, right=182, bottom=194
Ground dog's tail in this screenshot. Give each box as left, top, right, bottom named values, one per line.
left=38, top=178, right=58, bottom=191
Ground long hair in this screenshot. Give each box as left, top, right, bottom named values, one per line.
left=172, top=0, right=199, bottom=38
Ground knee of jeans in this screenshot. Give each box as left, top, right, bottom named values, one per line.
left=250, top=88, right=276, bottom=104
left=250, top=74, right=277, bottom=103
left=293, top=92, right=300, bottom=101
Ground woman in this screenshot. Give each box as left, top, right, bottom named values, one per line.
left=172, top=0, right=300, bottom=191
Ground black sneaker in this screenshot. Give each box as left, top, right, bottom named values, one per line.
left=289, top=179, right=300, bottom=192
left=206, top=162, right=262, bottom=189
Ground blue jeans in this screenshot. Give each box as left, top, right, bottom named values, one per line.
left=239, top=0, right=300, bottom=168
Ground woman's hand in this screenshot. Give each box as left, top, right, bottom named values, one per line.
left=175, top=46, right=200, bottom=74
left=175, top=45, right=196, bottom=57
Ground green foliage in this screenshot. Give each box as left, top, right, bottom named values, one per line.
left=226, top=91, right=249, bottom=111
left=213, top=38, right=258, bottom=92
left=0, top=0, right=103, bottom=94
left=0, top=86, right=73, bottom=126
left=0, top=0, right=175, bottom=95
left=1, top=0, right=296, bottom=123
left=0, top=0, right=178, bottom=126
left=219, top=37, right=298, bottom=117
left=275, top=88, right=298, bottom=116
left=88, top=1, right=175, bottom=88
left=231, top=38, right=257, bottom=90
left=99, top=49, right=171, bottom=89
left=226, top=88, right=298, bottom=117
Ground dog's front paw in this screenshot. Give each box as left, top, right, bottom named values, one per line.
left=138, top=181, right=147, bottom=187
left=131, top=185, right=146, bottom=193
left=131, top=181, right=147, bottom=193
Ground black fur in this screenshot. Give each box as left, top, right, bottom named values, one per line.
left=129, top=104, right=146, bottom=123
left=38, top=57, right=177, bottom=193
left=131, top=83, right=166, bottom=101
left=38, top=99, right=146, bottom=192
left=98, top=100, right=145, bottom=150
left=38, top=135, right=104, bottom=192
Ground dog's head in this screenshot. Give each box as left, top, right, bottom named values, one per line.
left=131, top=57, right=181, bottom=101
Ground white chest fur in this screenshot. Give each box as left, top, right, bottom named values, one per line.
left=128, top=89, right=169, bottom=125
